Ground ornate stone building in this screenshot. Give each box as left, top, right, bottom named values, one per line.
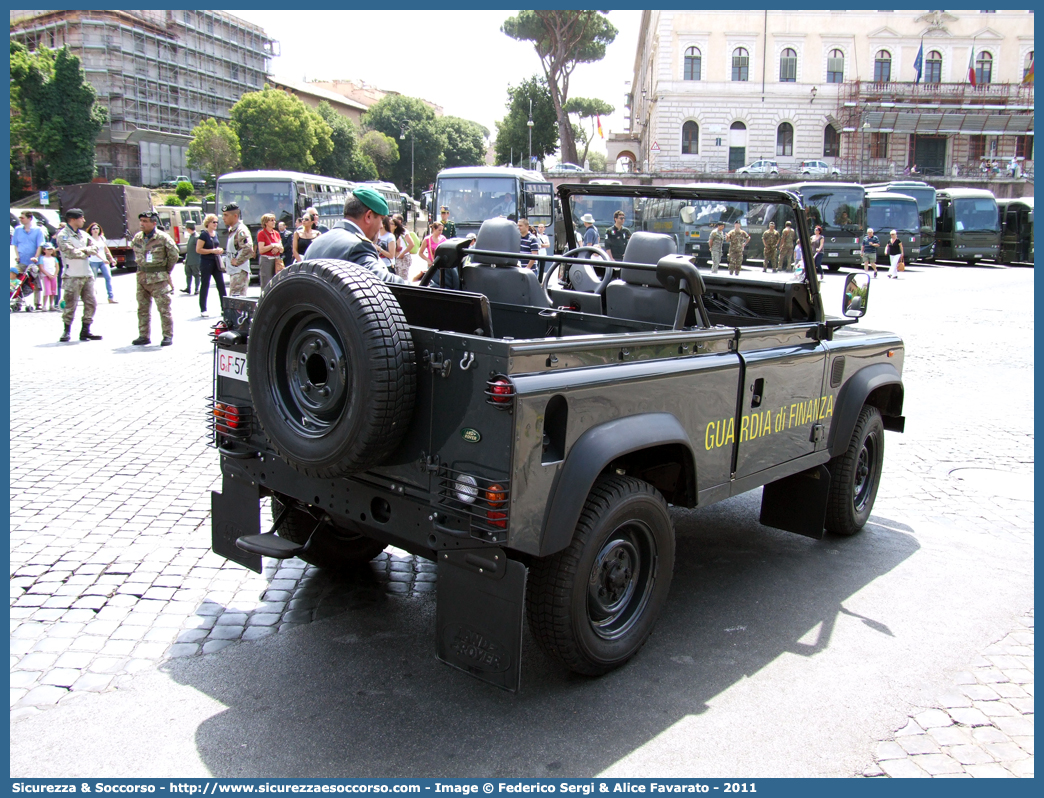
left=615, top=10, right=1033, bottom=177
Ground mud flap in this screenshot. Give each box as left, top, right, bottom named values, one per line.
left=759, top=464, right=831, bottom=540
left=436, top=548, right=526, bottom=692
left=211, top=473, right=263, bottom=573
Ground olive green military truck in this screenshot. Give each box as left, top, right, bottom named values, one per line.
left=209, top=183, right=904, bottom=691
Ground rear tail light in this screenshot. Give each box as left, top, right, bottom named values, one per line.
left=210, top=319, right=229, bottom=343
left=207, top=398, right=252, bottom=441
left=436, top=467, right=511, bottom=539
left=173, top=226, right=181, bottom=244
left=484, top=376, right=515, bottom=409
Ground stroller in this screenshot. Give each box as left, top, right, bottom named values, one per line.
left=10, top=264, right=38, bottom=312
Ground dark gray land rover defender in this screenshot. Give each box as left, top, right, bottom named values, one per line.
left=209, top=183, right=905, bottom=691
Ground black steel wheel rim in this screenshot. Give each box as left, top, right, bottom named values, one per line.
left=853, top=433, right=878, bottom=512
left=587, top=521, right=656, bottom=640
left=269, top=308, right=351, bottom=438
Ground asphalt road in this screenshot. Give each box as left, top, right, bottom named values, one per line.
left=9, top=258, right=1033, bottom=777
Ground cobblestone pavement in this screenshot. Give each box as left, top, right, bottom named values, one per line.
left=9, top=261, right=1033, bottom=776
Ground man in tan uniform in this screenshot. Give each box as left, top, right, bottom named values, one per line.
left=762, top=222, right=780, bottom=272
left=131, top=211, right=180, bottom=346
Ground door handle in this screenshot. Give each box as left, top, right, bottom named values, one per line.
left=750, top=377, right=764, bottom=408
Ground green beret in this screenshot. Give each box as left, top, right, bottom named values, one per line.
left=352, top=187, right=389, bottom=216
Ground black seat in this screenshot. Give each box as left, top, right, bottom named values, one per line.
left=460, top=218, right=552, bottom=308
left=605, top=232, right=688, bottom=325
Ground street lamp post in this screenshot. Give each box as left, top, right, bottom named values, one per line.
left=399, top=120, right=414, bottom=201
left=527, top=99, right=534, bottom=168
left=860, top=120, right=870, bottom=183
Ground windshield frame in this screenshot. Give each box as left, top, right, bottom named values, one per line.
left=556, top=182, right=823, bottom=323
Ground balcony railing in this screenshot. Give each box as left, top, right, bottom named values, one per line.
left=847, top=80, right=1033, bottom=105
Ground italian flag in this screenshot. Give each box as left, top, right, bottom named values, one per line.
left=968, top=46, right=977, bottom=86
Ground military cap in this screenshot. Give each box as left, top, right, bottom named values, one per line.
left=222, top=202, right=240, bottom=213
left=185, top=220, right=196, bottom=229
left=440, top=206, right=450, bottom=213
left=65, top=208, right=85, bottom=220
left=352, top=187, right=389, bottom=216
left=138, top=211, right=159, bottom=222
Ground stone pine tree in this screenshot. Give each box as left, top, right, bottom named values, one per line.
left=493, top=75, right=558, bottom=168
left=440, top=117, right=488, bottom=169
left=360, top=130, right=400, bottom=181
left=187, top=118, right=241, bottom=180
left=501, top=11, right=617, bottom=166
left=10, top=42, right=106, bottom=186
left=565, top=97, right=614, bottom=167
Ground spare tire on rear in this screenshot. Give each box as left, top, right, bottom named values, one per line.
left=247, top=259, right=416, bottom=478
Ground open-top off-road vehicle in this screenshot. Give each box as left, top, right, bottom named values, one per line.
left=209, top=183, right=904, bottom=691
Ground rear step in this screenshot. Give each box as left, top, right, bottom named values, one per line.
left=234, top=502, right=320, bottom=560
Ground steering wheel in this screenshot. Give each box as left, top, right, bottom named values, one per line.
left=548, top=246, right=615, bottom=295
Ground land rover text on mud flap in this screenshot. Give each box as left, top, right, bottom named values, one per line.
left=209, top=183, right=905, bottom=691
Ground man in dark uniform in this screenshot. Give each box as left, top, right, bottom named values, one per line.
left=605, top=210, right=632, bottom=261
left=304, top=187, right=407, bottom=284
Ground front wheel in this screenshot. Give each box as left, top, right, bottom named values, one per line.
left=825, top=405, right=885, bottom=536
left=526, top=475, right=675, bottom=675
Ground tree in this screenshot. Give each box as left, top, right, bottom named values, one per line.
left=502, top=11, right=617, bottom=165
left=493, top=75, right=558, bottom=168
left=10, top=42, right=105, bottom=186
left=564, top=97, right=614, bottom=166
left=360, top=130, right=400, bottom=181
left=440, top=116, right=488, bottom=169
left=313, top=101, right=366, bottom=181
left=587, top=151, right=607, bottom=173
left=175, top=181, right=194, bottom=201
left=187, top=118, right=241, bottom=179
left=230, top=85, right=332, bottom=172
left=362, top=94, right=446, bottom=196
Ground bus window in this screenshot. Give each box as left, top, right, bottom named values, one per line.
left=216, top=180, right=296, bottom=227
left=953, top=198, right=1000, bottom=233
left=867, top=199, right=919, bottom=233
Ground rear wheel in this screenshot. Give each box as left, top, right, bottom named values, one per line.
left=825, top=405, right=885, bottom=536
left=271, top=495, right=386, bottom=572
left=526, top=475, right=675, bottom=675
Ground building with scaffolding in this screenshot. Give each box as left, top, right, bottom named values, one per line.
left=620, top=10, right=1033, bottom=179
left=10, top=9, right=277, bottom=187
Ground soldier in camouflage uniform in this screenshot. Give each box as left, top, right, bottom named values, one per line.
left=778, top=220, right=797, bottom=272
left=131, top=211, right=180, bottom=346
left=222, top=202, right=254, bottom=296
left=724, top=222, right=750, bottom=275
left=708, top=222, right=725, bottom=273
left=761, top=221, right=780, bottom=272
left=56, top=208, right=103, bottom=343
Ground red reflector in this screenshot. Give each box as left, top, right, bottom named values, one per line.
left=486, top=510, right=507, bottom=529
left=490, top=379, right=513, bottom=403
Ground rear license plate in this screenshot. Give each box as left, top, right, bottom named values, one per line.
left=828, top=252, right=839, bottom=257
left=217, top=350, right=248, bottom=382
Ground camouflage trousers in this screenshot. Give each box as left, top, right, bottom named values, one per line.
left=137, top=275, right=173, bottom=339
left=727, top=252, right=744, bottom=275
left=710, top=246, right=723, bottom=273
left=763, top=249, right=779, bottom=272
left=779, top=247, right=795, bottom=272
left=228, top=271, right=249, bottom=296
left=61, top=276, right=96, bottom=328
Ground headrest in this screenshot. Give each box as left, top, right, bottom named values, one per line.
left=473, top=218, right=519, bottom=267
left=620, top=232, right=676, bottom=285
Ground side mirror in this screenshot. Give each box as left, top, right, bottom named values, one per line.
left=842, top=273, right=869, bottom=318
left=679, top=206, right=696, bottom=225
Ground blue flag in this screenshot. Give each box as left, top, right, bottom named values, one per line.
left=914, top=39, right=924, bottom=84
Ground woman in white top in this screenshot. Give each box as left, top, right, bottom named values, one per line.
left=375, top=216, right=397, bottom=272
left=86, top=222, right=118, bottom=303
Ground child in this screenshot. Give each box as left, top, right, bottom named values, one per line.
left=37, top=244, right=59, bottom=311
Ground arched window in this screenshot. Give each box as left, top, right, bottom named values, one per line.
left=976, top=51, right=993, bottom=84
left=780, top=48, right=797, bottom=82
left=824, top=125, right=840, bottom=157
left=684, top=47, right=702, bottom=81
left=827, top=49, right=845, bottom=83
left=776, top=122, right=794, bottom=157
left=1024, top=51, right=1035, bottom=82
left=732, top=48, right=750, bottom=82
left=926, top=50, right=943, bottom=84
left=874, top=50, right=892, bottom=83
left=681, top=121, right=699, bottom=155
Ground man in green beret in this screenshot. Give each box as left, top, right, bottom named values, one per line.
left=305, top=187, right=407, bottom=284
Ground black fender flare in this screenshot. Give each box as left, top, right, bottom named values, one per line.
left=539, top=413, right=695, bottom=557
left=828, top=362, right=904, bottom=458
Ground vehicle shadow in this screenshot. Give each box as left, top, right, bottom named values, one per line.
left=163, top=491, right=919, bottom=778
